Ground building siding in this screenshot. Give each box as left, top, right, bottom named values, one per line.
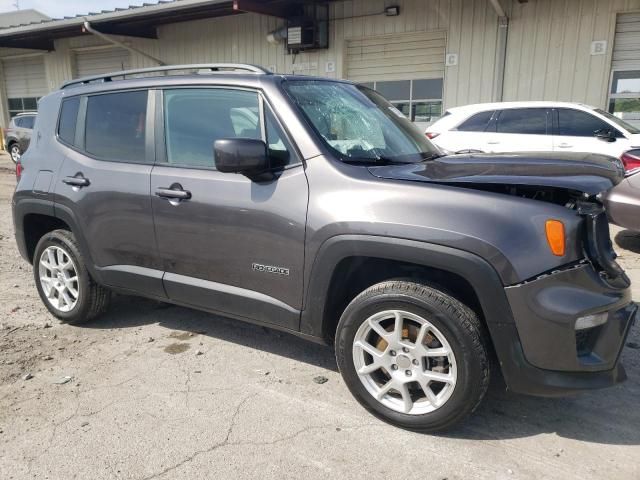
left=0, top=0, right=639, bottom=124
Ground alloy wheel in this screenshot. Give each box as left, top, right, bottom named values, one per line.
left=352, top=310, right=457, bottom=415
left=38, top=246, right=80, bottom=313
left=10, top=145, right=20, bottom=163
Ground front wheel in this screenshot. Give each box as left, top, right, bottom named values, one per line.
left=335, top=280, right=490, bottom=432
left=33, top=229, right=111, bottom=324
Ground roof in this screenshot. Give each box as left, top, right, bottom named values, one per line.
left=446, top=101, right=596, bottom=114
left=0, top=8, right=50, bottom=29
left=0, top=0, right=324, bottom=51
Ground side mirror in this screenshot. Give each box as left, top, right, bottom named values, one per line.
left=595, top=128, right=616, bottom=143
left=214, top=138, right=269, bottom=176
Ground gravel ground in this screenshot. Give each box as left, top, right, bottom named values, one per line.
left=0, top=153, right=639, bottom=480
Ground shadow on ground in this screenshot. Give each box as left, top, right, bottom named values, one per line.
left=81, top=295, right=640, bottom=446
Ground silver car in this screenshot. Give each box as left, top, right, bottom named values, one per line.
left=606, top=150, right=640, bottom=231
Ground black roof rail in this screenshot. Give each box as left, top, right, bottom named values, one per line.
left=61, top=63, right=271, bottom=89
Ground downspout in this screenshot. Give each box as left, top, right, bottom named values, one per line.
left=488, top=0, right=508, bottom=102
left=82, top=20, right=166, bottom=66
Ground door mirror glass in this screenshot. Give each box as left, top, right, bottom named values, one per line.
left=595, top=128, right=616, bottom=142
left=214, top=138, right=269, bottom=176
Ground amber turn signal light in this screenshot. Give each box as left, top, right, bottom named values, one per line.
left=545, top=219, right=565, bottom=256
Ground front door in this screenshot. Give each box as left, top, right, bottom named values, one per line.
left=151, top=87, right=308, bottom=330
left=552, top=108, right=628, bottom=157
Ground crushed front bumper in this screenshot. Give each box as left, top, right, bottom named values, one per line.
left=495, top=263, right=636, bottom=396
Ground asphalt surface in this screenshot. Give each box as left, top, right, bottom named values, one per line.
left=0, top=152, right=639, bottom=480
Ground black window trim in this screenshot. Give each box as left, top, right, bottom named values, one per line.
left=155, top=85, right=302, bottom=172
left=56, top=88, right=154, bottom=166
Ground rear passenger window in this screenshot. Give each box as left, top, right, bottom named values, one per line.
left=85, top=91, right=147, bottom=162
left=557, top=109, right=620, bottom=137
left=496, top=108, right=548, bottom=135
left=58, top=98, right=80, bottom=145
left=457, top=111, right=494, bottom=132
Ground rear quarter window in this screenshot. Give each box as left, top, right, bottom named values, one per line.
left=58, top=98, right=80, bottom=146
left=456, top=110, right=495, bottom=132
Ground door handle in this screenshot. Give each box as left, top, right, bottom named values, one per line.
left=155, top=185, right=192, bottom=201
left=557, top=143, right=573, bottom=148
left=62, top=175, right=90, bottom=187
left=487, top=141, right=500, bottom=145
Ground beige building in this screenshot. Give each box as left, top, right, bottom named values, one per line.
left=0, top=0, right=639, bottom=128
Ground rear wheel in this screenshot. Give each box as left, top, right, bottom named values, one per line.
left=33, top=229, right=111, bottom=324
left=335, top=280, right=490, bottom=432
left=9, top=143, right=20, bottom=163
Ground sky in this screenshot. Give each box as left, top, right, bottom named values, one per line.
left=0, top=0, right=163, bottom=18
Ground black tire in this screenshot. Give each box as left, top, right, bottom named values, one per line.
left=33, top=229, right=111, bottom=324
left=335, top=280, right=490, bottom=432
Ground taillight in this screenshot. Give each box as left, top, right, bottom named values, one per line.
left=620, top=150, right=640, bottom=173
left=15, top=161, right=22, bottom=181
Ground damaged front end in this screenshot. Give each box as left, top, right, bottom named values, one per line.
left=369, top=151, right=629, bottom=287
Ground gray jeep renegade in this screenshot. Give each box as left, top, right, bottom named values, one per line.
left=12, top=64, right=638, bottom=432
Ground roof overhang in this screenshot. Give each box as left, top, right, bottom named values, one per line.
left=0, top=0, right=331, bottom=51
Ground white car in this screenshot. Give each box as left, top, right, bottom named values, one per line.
left=426, top=101, right=640, bottom=160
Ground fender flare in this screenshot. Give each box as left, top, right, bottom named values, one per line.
left=300, top=234, right=517, bottom=339
left=52, top=203, right=103, bottom=283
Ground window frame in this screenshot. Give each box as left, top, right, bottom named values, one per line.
left=8, top=96, right=40, bottom=118
left=55, top=96, right=82, bottom=148
left=55, top=88, right=154, bottom=165
left=155, top=85, right=301, bottom=171
left=492, top=107, right=551, bottom=135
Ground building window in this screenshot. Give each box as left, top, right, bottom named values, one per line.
left=8, top=97, right=39, bottom=117
left=360, top=78, right=443, bottom=125
left=608, top=70, right=640, bottom=128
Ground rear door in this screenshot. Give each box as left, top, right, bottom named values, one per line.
left=553, top=108, right=628, bottom=157
left=486, top=108, right=552, bottom=152
left=53, top=89, right=164, bottom=297
left=150, top=87, right=308, bottom=330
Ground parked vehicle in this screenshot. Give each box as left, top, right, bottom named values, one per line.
left=605, top=158, right=640, bottom=232
left=426, top=101, right=640, bottom=158
left=4, top=112, right=36, bottom=163
left=12, top=65, right=637, bottom=432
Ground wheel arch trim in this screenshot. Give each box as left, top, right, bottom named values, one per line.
left=300, top=234, right=517, bottom=337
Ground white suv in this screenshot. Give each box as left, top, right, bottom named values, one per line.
left=426, top=101, right=640, bottom=158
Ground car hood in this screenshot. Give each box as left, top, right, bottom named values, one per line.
left=368, top=152, right=624, bottom=196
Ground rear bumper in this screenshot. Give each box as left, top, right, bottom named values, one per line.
left=495, top=263, right=636, bottom=396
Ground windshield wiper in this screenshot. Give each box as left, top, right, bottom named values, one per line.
left=342, top=156, right=395, bottom=165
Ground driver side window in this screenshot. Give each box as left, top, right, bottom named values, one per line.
left=163, top=88, right=296, bottom=169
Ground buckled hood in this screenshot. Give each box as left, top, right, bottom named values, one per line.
left=368, top=152, right=625, bottom=196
